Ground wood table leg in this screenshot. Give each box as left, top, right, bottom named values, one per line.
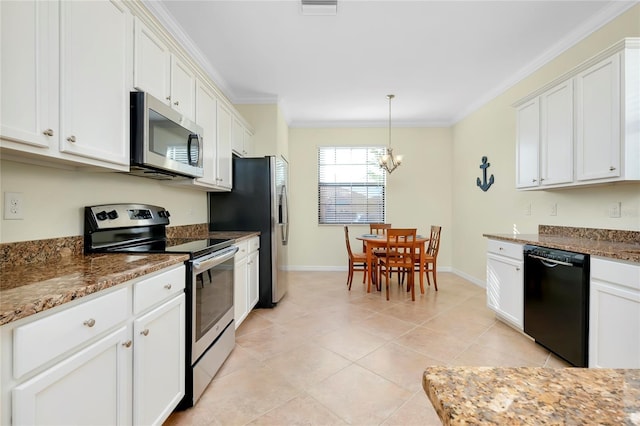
left=419, top=243, right=425, bottom=294
left=366, top=243, right=372, bottom=292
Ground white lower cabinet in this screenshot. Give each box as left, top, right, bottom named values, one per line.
left=589, top=257, right=640, bottom=368
left=133, top=294, right=185, bottom=426
left=13, top=326, right=131, bottom=426
left=234, top=237, right=260, bottom=328
left=486, top=240, right=524, bottom=330
left=1, top=264, right=186, bottom=425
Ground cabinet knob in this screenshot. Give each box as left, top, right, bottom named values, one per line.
left=67, top=135, right=76, bottom=143
left=122, top=340, right=132, bottom=348
left=164, top=283, right=172, bottom=290
left=166, top=96, right=171, bottom=101
left=43, top=128, right=54, bottom=136
left=609, top=166, right=616, bottom=171
left=532, top=179, right=537, bottom=183
left=141, top=329, right=150, bottom=336
left=173, top=101, right=179, bottom=106
left=83, top=318, right=96, bottom=328
left=498, top=247, right=504, bottom=251
left=516, top=267, right=521, bottom=271
left=540, top=178, right=545, bottom=182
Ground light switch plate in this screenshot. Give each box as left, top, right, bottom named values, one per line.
left=550, top=203, right=557, bottom=216
left=609, top=202, right=621, bottom=218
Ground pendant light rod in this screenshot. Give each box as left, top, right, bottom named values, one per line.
left=379, top=94, right=402, bottom=174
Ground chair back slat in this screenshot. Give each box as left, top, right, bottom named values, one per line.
left=427, top=226, right=442, bottom=257
left=370, top=223, right=392, bottom=235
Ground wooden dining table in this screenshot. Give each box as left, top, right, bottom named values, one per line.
left=356, top=234, right=430, bottom=294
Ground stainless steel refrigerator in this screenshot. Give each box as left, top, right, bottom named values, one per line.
left=208, top=155, right=289, bottom=308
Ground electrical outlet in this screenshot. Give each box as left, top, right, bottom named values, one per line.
left=609, top=202, right=621, bottom=218
left=524, top=203, right=531, bottom=216
left=550, top=203, right=557, bottom=216
left=4, top=192, right=24, bottom=220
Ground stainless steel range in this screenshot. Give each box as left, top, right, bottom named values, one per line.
left=84, top=203, right=238, bottom=408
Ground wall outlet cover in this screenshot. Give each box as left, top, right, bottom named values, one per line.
left=609, top=202, right=621, bottom=218
left=4, top=192, right=24, bottom=220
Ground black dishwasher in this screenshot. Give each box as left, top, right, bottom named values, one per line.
left=523, top=245, right=590, bottom=367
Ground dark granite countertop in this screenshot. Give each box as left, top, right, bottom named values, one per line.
left=0, top=253, right=189, bottom=326
left=423, top=366, right=640, bottom=425
left=484, top=225, right=639, bottom=263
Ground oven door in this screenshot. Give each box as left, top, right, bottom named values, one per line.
left=190, top=245, right=238, bottom=363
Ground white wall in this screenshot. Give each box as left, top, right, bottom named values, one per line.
left=0, top=160, right=207, bottom=243
left=288, top=127, right=453, bottom=271
left=451, top=4, right=640, bottom=283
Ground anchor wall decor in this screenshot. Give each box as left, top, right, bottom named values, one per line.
left=476, top=156, right=494, bottom=192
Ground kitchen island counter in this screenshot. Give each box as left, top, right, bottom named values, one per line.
left=423, top=366, right=640, bottom=425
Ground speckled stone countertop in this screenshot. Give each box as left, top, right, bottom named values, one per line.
left=423, top=366, right=640, bottom=425
left=0, top=253, right=188, bottom=326
left=484, top=225, right=640, bottom=263
left=0, top=225, right=259, bottom=326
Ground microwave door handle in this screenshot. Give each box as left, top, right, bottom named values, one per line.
left=187, top=134, right=199, bottom=166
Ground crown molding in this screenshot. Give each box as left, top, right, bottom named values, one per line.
left=288, top=119, right=451, bottom=129
left=452, top=0, right=638, bottom=124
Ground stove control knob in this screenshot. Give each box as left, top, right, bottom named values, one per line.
left=158, top=210, right=166, bottom=218
left=96, top=211, right=108, bottom=221
left=165, top=210, right=171, bottom=218
left=107, top=210, right=119, bottom=220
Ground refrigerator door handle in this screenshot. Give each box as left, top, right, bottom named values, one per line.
left=280, top=184, right=289, bottom=245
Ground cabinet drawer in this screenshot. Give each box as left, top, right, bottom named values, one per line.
left=249, top=236, right=260, bottom=252
left=487, top=240, right=523, bottom=260
left=13, top=287, right=128, bottom=379
left=134, top=265, right=185, bottom=314
left=235, top=240, right=249, bottom=259
left=591, top=257, right=640, bottom=291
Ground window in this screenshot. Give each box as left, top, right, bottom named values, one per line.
left=318, top=146, right=386, bottom=224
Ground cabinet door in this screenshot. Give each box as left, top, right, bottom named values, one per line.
left=58, top=0, right=131, bottom=166
left=13, top=326, right=132, bottom=426
left=170, top=55, right=195, bottom=121
left=486, top=254, right=524, bottom=329
left=589, top=280, right=640, bottom=368
left=0, top=0, right=57, bottom=149
left=248, top=250, right=260, bottom=310
left=540, top=81, right=573, bottom=186
left=216, top=102, right=233, bottom=189
left=232, top=117, right=245, bottom=156
left=133, top=17, right=171, bottom=103
left=133, top=294, right=185, bottom=426
left=576, top=53, right=621, bottom=181
left=515, top=98, right=540, bottom=188
left=195, top=80, right=219, bottom=186
left=234, top=255, right=249, bottom=328
left=243, top=127, right=254, bottom=157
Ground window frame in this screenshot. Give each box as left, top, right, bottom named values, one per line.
left=317, top=146, right=387, bottom=225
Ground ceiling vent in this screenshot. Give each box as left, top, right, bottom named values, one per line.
left=301, top=0, right=337, bottom=16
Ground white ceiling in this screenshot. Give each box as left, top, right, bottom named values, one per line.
left=149, top=0, right=637, bottom=127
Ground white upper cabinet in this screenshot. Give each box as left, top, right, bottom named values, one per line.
left=540, top=80, right=573, bottom=186
left=515, top=98, right=540, bottom=188
left=232, top=115, right=254, bottom=157
left=575, top=54, right=621, bottom=181
left=0, top=0, right=132, bottom=170
left=57, top=0, right=132, bottom=166
left=216, top=101, right=234, bottom=190
left=133, top=17, right=195, bottom=122
left=133, top=16, right=171, bottom=103
left=194, top=80, right=219, bottom=187
left=514, top=38, right=640, bottom=190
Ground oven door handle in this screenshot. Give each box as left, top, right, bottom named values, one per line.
left=527, top=254, right=573, bottom=267
left=192, top=246, right=239, bottom=272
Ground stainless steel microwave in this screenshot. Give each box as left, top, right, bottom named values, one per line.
left=130, top=92, right=204, bottom=180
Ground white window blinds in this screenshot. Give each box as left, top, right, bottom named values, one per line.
left=318, top=146, right=386, bottom=224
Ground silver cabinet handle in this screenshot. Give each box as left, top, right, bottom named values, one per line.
left=609, top=166, right=616, bottom=171
left=532, top=178, right=537, bottom=183
left=122, top=340, right=132, bottom=348
left=83, top=318, right=96, bottom=327
left=43, top=129, right=54, bottom=136
left=173, top=101, right=179, bottom=106
left=166, top=96, right=171, bottom=101
left=141, top=329, right=149, bottom=336
left=67, top=135, right=76, bottom=143
left=164, top=284, right=172, bottom=290
left=516, top=267, right=521, bottom=271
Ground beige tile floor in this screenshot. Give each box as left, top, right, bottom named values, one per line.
left=165, top=271, right=569, bottom=425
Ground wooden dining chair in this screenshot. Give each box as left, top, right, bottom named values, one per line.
left=344, top=226, right=367, bottom=290
left=377, top=228, right=418, bottom=301
left=419, top=226, right=442, bottom=291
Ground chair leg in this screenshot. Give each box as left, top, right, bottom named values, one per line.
left=432, top=264, right=438, bottom=291
left=409, top=268, right=415, bottom=301
left=385, top=266, right=390, bottom=301
left=347, top=263, right=353, bottom=290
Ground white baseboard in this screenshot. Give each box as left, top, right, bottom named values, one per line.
left=286, top=265, right=455, bottom=273
left=451, top=268, right=485, bottom=288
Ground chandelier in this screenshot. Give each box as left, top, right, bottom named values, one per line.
left=379, top=94, right=402, bottom=174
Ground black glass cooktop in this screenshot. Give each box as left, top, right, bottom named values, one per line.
left=106, top=238, right=233, bottom=259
